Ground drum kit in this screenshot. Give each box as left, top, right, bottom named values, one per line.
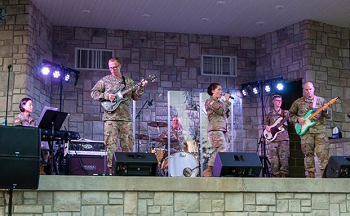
left=136, top=121, right=200, bottom=177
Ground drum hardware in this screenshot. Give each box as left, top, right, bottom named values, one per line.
left=147, top=121, right=168, bottom=127
left=135, top=134, right=150, bottom=140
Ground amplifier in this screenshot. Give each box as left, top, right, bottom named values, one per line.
left=69, top=139, right=105, bottom=152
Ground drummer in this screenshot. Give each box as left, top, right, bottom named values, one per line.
left=159, top=116, right=185, bottom=152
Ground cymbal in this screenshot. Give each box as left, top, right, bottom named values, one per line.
left=135, top=134, right=150, bottom=140
left=147, top=121, right=168, bottom=127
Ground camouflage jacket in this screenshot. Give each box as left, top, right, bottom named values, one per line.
left=14, top=112, right=36, bottom=126
left=91, top=74, right=144, bottom=121
left=289, top=96, right=331, bottom=133
left=264, top=109, right=290, bottom=141
left=205, top=96, right=231, bottom=132
left=160, top=126, right=185, bottom=145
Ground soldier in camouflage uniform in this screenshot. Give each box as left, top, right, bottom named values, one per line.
left=264, top=95, right=290, bottom=177
left=91, top=57, right=148, bottom=174
left=289, top=82, right=330, bottom=178
left=203, top=83, right=232, bottom=177
left=14, top=98, right=35, bottom=126
left=159, top=117, right=185, bottom=151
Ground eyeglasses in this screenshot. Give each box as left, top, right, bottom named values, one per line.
left=109, top=64, right=121, bottom=70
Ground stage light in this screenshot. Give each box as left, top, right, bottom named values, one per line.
left=276, top=82, right=284, bottom=91
left=264, top=84, right=271, bottom=93
left=53, top=70, right=61, bottom=78
left=241, top=87, right=249, bottom=97
left=252, top=85, right=259, bottom=95
left=41, top=67, right=50, bottom=75
left=64, top=73, right=70, bottom=82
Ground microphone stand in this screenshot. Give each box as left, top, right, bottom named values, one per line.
left=4, top=64, right=12, bottom=126
left=135, top=100, right=153, bottom=152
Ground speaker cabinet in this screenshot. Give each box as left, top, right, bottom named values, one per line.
left=0, top=126, right=40, bottom=189
left=114, top=152, right=157, bottom=176
left=325, top=156, right=350, bottom=178
left=213, top=152, right=262, bottom=177
left=67, top=154, right=109, bottom=175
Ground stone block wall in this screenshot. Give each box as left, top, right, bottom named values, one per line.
left=0, top=0, right=53, bottom=123
left=2, top=191, right=350, bottom=215
left=1, top=176, right=350, bottom=215
left=51, top=27, right=256, bottom=142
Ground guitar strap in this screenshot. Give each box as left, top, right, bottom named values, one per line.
left=281, top=109, right=285, bottom=118
left=122, top=76, right=126, bottom=88
left=313, top=95, right=318, bottom=108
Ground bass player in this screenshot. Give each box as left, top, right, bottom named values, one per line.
left=289, top=82, right=330, bottom=178
left=264, top=95, right=290, bottom=178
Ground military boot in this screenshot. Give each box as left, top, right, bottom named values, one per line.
left=308, top=172, right=315, bottom=178
left=203, top=166, right=213, bottom=177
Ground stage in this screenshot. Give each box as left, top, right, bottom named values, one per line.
left=1, top=176, right=350, bottom=215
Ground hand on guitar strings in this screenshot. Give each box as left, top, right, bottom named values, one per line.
left=298, top=117, right=305, bottom=125
left=108, top=93, right=116, bottom=102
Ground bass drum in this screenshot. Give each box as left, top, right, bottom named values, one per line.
left=161, top=152, right=199, bottom=177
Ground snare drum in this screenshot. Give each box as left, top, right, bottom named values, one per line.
left=161, top=152, right=199, bottom=177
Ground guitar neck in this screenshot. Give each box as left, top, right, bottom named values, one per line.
left=275, top=117, right=288, bottom=128
left=121, top=82, right=142, bottom=96
left=307, top=97, right=339, bottom=120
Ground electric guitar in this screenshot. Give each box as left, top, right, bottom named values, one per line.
left=295, top=97, right=340, bottom=136
left=263, top=116, right=289, bottom=142
left=101, top=74, right=157, bottom=112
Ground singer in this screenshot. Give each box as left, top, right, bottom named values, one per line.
left=91, top=57, right=148, bottom=175
left=203, top=83, right=232, bottom=177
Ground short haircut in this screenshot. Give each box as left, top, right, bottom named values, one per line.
left=19, top=98, right=32, bottom=112
left=109, top=57, right=121, bottom=64
left=272, top=95, right=282, bottom=100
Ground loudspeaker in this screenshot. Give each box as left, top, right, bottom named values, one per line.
left=67, top=154, right=110, bottom=175
left=325, top=156, right=350, bottom=178
left=213, top=152, right=262, bottom=177
left=0, top=126, right=40, bottom=189
left=114, top=152, right=157, bottom=176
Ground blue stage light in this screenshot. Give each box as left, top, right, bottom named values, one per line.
left=41, top=67, right=50, bottom=75
left=241, top=87, right=249, bottom=97
left=264, top=84, right=271, bottom=93
left=53, top=70, right=61, bottom=78
left=276, top=82, right=284, bottom=91
left=252, top=86, right=259, bottom=95
left=64, top=73, right=70, bottom=82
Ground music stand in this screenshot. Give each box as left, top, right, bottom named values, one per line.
left=38, top=109, right=68, bottom=175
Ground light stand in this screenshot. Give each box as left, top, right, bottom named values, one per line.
left=258, top=82, right=271, bottom=177
left=4, top=64, right=12, bottom=126
left=135, top=99, right=153, bottom=152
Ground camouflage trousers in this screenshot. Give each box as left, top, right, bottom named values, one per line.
left=300, top=131, right=329, bottom=172
left=208, top=131, right=228, bottom=167
left=269, top=140, right=290, bottom=176
left=104, top=121, right=134, bottom=168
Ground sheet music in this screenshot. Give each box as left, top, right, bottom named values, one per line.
left=37, top=106, right=58, bottom=127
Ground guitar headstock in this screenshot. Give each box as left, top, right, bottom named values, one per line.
left=329, top=97, right=340, bottom=105
left=148, top=74, right=157, bottom=82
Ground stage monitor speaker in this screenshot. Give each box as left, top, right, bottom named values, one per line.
left=67, top=154, right=110, bottom=176
left=115, top=152, right=157, bottom=176
left=325, top=156, right=350, bottom=178
left=213, top=152, right=262, bottom=177
left=0, top=126, right=40, bottom=189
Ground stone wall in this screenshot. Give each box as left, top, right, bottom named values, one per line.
left=0, top=0, right=53, bottom=123
left=51, top=27, right=256, bottom=143
left=1, top=176, right=350, bottom=215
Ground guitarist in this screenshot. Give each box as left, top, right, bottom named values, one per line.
left=91, top=57, right=148, bottom=175
left=263, top=95, right=290, bottom=178
left=289, top=82, right=330, bottom=178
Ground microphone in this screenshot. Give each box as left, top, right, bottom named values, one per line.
left=8, top=64, right=12, bottom=70
left=225, top=92, right=234, bottom=100
left=148, top=99, right=153, bottom=106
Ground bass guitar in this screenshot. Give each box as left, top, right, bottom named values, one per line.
left=263, top=116, right=289, bottom=142
left=295, top=97, right=339, bottom=135
left=101, top=74, right=157, bottom=112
